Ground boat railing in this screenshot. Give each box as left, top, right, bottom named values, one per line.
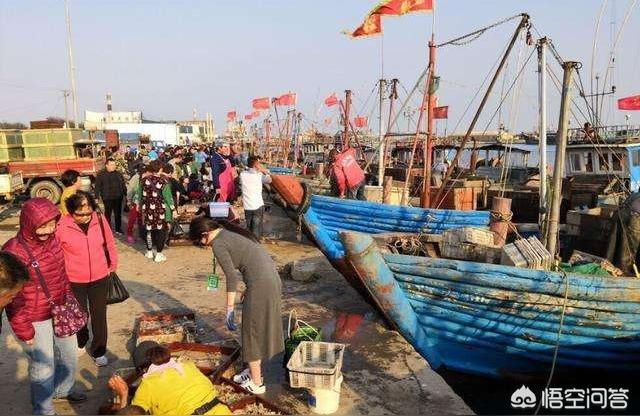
left=568, top=124, right=640, bottom=144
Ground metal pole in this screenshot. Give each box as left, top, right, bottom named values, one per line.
left=538, top=38, right=548, bottom=235
left=546, top=61, right=578, bottom=256
left=421, top=40, right=436, bottom=208
left=64, top=0, right=79, bottom=128
left=434, top=14, right=529, bottom=203
left=378, top=79, right=386, bottom=185
left=343, top=90, right=352, bottom=148
left=62, top=90, right=70, bottom=128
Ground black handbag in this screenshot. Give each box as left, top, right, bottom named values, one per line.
left=97, top=214, right=130, bottom=305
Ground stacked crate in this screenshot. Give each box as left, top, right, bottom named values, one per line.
left=21, top=129, right=81, bottom=160
left=0, top=130, right=25, bottom=162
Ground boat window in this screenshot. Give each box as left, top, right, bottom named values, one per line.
left=570, top=153, right=582, bottom=172
left=612, top=152, right=624, bottom=171
left=598, top=153, right=610, bottom=171
left=584, top=152, right=594, bottom=172
left=632, top=149, right=640, bottom=166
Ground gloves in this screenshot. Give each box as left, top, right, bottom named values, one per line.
left=225, top=309, right=238, bottom=331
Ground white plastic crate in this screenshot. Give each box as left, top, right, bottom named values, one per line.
left=208, top=202, right=230, bottom=218
left=286, top=341, right=346, bottom=390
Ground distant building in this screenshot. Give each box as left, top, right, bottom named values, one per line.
left=85, top=110, right=143, bottom=129
left=177, top=120, right=209, bottom=144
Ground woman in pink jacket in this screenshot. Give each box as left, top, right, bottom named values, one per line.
left=56, top=191, right=118, bottom=367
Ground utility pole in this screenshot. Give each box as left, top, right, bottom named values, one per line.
left=545, top=61, right=578, bottom=256
left=64, top=0, right=79, bottom=128
left=61, top=90, right=70, bottom=128
left=537, top=38, right=548, bottom=234
left=377, top=79, right=387, bottom=186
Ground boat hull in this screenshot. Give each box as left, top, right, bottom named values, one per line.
left=341, top=231, right=640, bottom=379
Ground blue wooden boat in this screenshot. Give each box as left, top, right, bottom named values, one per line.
left=302, top=195, right=490, bottom=295
left=340, top=231, right=640, bottom=378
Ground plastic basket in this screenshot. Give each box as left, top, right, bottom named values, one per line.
left=208, top=202, right=230, bottom=218
left=287, top=341, right=346, bottom=390
left=283, top=310, right=322, bottom=369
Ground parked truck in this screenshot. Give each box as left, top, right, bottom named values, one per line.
left=0, top=128, right=106, bottom=203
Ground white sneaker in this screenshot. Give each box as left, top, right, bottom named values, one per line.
left=93, top=355, right=108, bottom=367
left=145, top=250, right=154, bottom=259
left=154, top=252, right=167, bottom=263
left=233, top=368, right=251, bottom=384
left=241, top=379, right=266, bottom=395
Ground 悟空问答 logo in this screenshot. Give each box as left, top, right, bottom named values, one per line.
left=511, top=385, right=537, bottom=409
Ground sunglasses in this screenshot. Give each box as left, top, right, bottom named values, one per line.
left=73, top=211, right=93, bottom=217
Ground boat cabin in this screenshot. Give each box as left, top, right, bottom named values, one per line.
left=566, top=125, right=640, bottom=193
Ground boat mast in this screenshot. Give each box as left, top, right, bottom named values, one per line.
left=537, top=37, right=549, bottom=234
left=434, top=14, right=530, bottom=203
left=343, top=90, right=352, bottom=148
left=421, top=40, right=436, bottom=208
left=377, top=79, right=387, bottom=185
left=545, top=61, right=579, bottom=256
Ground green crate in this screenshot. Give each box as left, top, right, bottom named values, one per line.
left=22, top=129, right=77, bottom=145
left=23, top=144, right=75, bottom=160
left=0, top=130, right=23, bottom=146
left=0, top=146, right=25, bottom=162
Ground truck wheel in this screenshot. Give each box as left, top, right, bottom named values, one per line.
left=30, top=180, right=62, bottom=204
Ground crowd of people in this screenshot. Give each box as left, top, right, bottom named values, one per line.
left=0, top=140, right=283, bottom=415
left=0, top=139, right=372, bottom=414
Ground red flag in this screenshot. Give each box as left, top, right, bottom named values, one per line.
left=226, top=111, right=236, bottom=121
left=347, top=13, right=382, bottom=38
left=433, top=106, right=449, bottom=119
left=354, top=116, right=368, bottom=128
left=324, top=93, right=339, bottom=107
left=345, top=0, right=433, bottom=38
left=252, top=97, right=270, bottom=110
left=251, top=110, right=261, bottom=118
left=618, top=95, right=640, bottom=110
left=274, top=93, right=297, bottom=106
left=244, top=114, right=253, bottom=121
left=378, top=0, right=434, bottom=15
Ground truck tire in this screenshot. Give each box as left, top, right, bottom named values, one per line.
left=30, top=180, right=62, bottom=204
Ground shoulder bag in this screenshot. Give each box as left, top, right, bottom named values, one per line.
left=97, top=214, right=130, bottom=305
left=18, top=238, right=88, bottom=338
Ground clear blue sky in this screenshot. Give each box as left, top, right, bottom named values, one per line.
left=1, top=0, right=638, bottom=133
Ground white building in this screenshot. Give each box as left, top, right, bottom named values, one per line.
left=103, top=122, right=179, bottom=146
left=85, top=110, right=143, bottom=129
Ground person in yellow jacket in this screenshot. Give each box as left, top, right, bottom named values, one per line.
left=108, top=345, right=230, bottom=415
left=59, top=169, right=81, bottom=215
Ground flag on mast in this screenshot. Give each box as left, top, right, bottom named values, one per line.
left=433, top=106, right=449, bottom=119
left=618, top=95, right=640, bottom=110
left=324, top=93, right=339, bottom=107
left=354, top=116, right=368, bottom=128
left=252, top=97, right=270, bottom=110
left=226, top=111, right=237, bottom=121
left=274, top=93, right=297, bottom=106
left=345, top=0, right=434, bottom=38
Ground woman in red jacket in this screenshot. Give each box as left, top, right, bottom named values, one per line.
left=56, top=191, right=118, bottom=367
left=2, top=198, right=86, bottom=415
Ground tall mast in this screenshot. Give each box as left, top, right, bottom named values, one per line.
left=64, top=0, right=79, bottom=127
left=377, top=79, right=387, bottom=185
left=343, top=90, right=352, bottom=148
left=421, top=40, right=436, bottom=208
left=545, top=61, right=578, bottom=256
left=434, top=14, right=530, bottom=203
left=537, top=37, right=548, bottom=232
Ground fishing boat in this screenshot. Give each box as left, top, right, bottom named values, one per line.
left=301, top=194, right=490, bottom=293
left=340, top=230, right=640, bottom=378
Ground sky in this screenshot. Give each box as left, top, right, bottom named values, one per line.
left=1, top=0, right=639, bottom=134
